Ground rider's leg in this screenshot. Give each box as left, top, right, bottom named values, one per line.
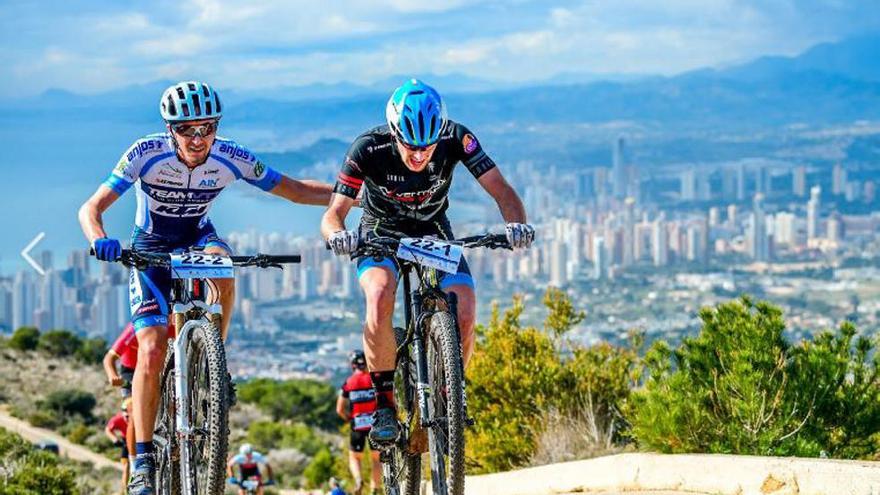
left=203, top=245, right=234, bottom=341
left=349, top=450, right=364, bottom=493
left=126, top=399, right=135, bottom=465
left=443, top=284, right=476, bottom=367
left=360, top=265, right=397, bottom=373
left=369, top=449, right=381, bottom=491
left=132, top=325, right=169, bottom=447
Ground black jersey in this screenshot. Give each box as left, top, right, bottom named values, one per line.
left=333, top=121, right=496, bottom=224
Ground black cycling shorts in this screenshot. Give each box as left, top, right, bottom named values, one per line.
left=120, top=365, right=135, bottom=398
left=350, top=429, right=368, bottom=453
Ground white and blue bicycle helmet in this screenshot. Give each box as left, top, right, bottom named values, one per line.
left=385, top=79, right=447, bottom=147
left=160, top=81, right=222, bottom=122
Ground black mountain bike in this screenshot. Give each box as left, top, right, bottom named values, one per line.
left=351, top=233, right=511, bottom=495
left=94, top=249, right=300, bottom=495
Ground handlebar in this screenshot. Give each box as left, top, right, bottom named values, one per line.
left=349, top=233, right=511, bottom=259
left=90, top=248, right=301, bottom=270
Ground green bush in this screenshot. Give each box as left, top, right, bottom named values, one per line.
left=8, top=326, right=40, bottom=351
left=28, top=410, right=63, bottom=429
left=247, top=421, right=325, bottom=456
left=302, top=448, right=335, bottom=489
left=238, top=378, right=339, bottom=429
left=629, top=297, right=880, bottom=458
left=41, top=389, right=97, bottom=421
left=75, top=337, right=107, bottom=364
left=0, top=427, right=77, bottom=494
left=38, top=330, right=82, bottom=358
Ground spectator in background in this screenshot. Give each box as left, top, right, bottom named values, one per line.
left=105, top=399, right=131, bottom=495
left=103, top=323, right=137, bottom=467
left=329, top=477, right=347, bottom=495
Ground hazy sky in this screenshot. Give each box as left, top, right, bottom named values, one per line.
left=1, top=0, right=879, bottom=97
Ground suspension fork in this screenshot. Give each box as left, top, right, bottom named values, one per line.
left=403, top=268, right=433, bottom=428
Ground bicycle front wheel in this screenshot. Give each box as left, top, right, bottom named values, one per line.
left=426, top=311, right=466, bottom=495
left=182, top=320, right=230, bottom=494
left=382, top=327, right=422, bottom=495
left=154, top=350, right=180, bottom=495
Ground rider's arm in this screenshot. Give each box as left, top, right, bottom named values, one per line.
left=265, top=463, right=274, bottom=480
left=321, top=194, right=356, bottom=239
left=336, top=395, right=350, bottom=421
left=102, top=349, right=122, bottom=385
left=268, top=175, right=334, bottom=206
left=104, top=420, right=119, bottom=443
left=477, top=168, right=528, bottom=224
left=78, top=186, right=121, bottom=243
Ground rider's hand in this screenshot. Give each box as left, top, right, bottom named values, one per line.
left=109, top=376, right=124, bottom=387
left=263, top=479, right=276, bottom=486
left=328, top=230, right=359, bottom=256
left=93, top=237, right=122, bottom=261
left=505, top=223, right=535, bottom=249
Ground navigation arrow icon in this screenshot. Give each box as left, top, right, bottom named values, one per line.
left=21, top=232, right=46, bottom=276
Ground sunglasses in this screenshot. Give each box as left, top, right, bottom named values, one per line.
left=395, top=136, right=436, bottom=153
left=171, top=121, right=218, bottom=138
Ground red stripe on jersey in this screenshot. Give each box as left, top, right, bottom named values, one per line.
left=339, top=173, right=363, bottom=186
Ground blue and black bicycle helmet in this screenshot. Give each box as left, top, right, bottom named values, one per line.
left=160, top=81, right=222, bottom=122
left=385, top=79, right=447, bottom=147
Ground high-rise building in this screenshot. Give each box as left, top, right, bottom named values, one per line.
left=827, top=212, right=844, bottom=243
left=612, top=136, right=626, bottom=198
left=748, top=193, right=770, bottom=261
left=722, top=168, right=737, bottom=200
left=807, top=186, right=821, bottom=241
left=652, top=217, right=668, bottom=267
left=680, top=168, right=696, bottom=201
left=0, top=284, right=12, bottom=330
left=792, top=166, right=806, bottom=197
left=12, top=272, right=36, bottom=330
left=708, top=207, right=720, bottom=227
left=774, top=212, right=797, bottom=246
left=592, top=237, right=607, bottom=280
left=832, top=163, right=847, bottom=196
left=727, top=204, right=738, bottom=229
left=622, top=198, right=635, bottom=266
left=736, top=163, right=746, bottom=201
left=550, top=241, right=568, bottom=287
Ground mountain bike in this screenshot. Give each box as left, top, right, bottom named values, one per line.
left=94, top=249, right=300, bottom=495
left=350, top=233, right=511, bottom=495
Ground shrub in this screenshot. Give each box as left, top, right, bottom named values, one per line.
left=302, top=448, right=335, bottom=489
left=246, top=421, right=325, bottom=456
left=75, top=337, right=107, bottom=364
left=238, top=378, right=338, bottom=429
left=38, top=330, right=82, bottom=358
left=41, top=389, right=96, bottom=421
left=0, top=427, right=77, bottom=494
left=8, top=326, right=39, bottom=351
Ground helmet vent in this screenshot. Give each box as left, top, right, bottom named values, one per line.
left=188, top=82, right=196, bottom=92
left=165, top=95, right=177, bottom=117
left=176, top=87, right=185, bottom=99
left=192, top=94, right=201, bottom=116
left=181, top=103, right=190, bottom=117
left=429, top=115, right=436, bottom=139
left=417, top=111, right=425, bottom=143
left=205, top=101, right=213, bottom=115
left=215, top=97, right=222, bottom=113
left=403, top=117, right=415, bottom=143
left=202, top=84, right=210, bottom=97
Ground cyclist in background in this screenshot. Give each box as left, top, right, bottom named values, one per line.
left=105, top=399, right=132, bottom=495
left=337, top=350, right=381, bottom=495
left=321, top=79, right=534, bottom=445
left=79, top=80, right=333, bottom=495
left=227, top=444, right=275, bottom=495
left=103, top=322, right=137, bottom=467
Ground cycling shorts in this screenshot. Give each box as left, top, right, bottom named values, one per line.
left=350, top=428, right=369, bottom=453
left=120, top=365, right=135, bottom=398
left=355, top=215, right=474, bottom=290
left=128, top=224, right=232, bottom=332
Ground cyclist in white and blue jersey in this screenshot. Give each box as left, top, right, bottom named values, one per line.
left=78, top=81, right=333, bottom=495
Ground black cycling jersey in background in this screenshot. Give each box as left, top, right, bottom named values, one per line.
left=333, top=121, right=497, bottom=225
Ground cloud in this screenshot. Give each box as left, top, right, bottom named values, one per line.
left=1, top=0, right=879, bottom=97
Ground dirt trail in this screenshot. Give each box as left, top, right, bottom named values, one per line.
left=0, top=405, right=121, bottom=471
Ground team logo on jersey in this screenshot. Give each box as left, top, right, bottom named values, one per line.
left=114, top=158, right=128, bottom=173
left=253, top=161, right=265, bottom=177
left=126, top=140, right=164, bottom=162
left=199, top=179, right=219, bottom=188
left=387, top=174, right=405, bottom=182
left=462, top=134, right=478, bottom=154
left=219, top=142, right=253, bottom=161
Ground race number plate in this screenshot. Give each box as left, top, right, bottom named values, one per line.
left=397, top=238, right=463, bottom=274
left=170, top=253, right=234, bottom=279
left=353, top=414, right=373, bottom=430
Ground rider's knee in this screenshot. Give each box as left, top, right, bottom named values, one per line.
left=364, top=281, right=395, bottom=309
left=138, top=338, right=167, bottom=372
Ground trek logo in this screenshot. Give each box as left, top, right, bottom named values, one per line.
left=379, top=179, right=446, bottom=203
left=218, top=142, right=254, bottom=162
left=159, top=169, right=182, bottom=178
left=199, top=179, right=218, bottom=187
left=126, top=140, right=164, bottom=161
left=155, top=204, right=209, bottom=216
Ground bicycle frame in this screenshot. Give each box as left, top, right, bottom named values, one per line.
left=170, top=277, right=222, bottom=495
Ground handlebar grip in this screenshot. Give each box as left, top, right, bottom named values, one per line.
left=270, top=255, right=301, bottom=263
left=89, top=247, right=95, bottom=256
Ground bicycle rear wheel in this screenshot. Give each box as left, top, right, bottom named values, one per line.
left=182, top=320, right=229, bottom=494
left=383, top=327, right=422, bottom=495
left=426, top=311, right=466, bottom=495
left=155, top=351, right=180, bottom=495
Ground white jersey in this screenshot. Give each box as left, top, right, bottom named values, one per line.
left=231, top=452, right=267, bottom=468
left=103, top=133, right=280, bottom=239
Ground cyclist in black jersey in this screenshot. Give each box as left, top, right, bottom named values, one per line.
left=321, top=79, right=534, bottom=445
